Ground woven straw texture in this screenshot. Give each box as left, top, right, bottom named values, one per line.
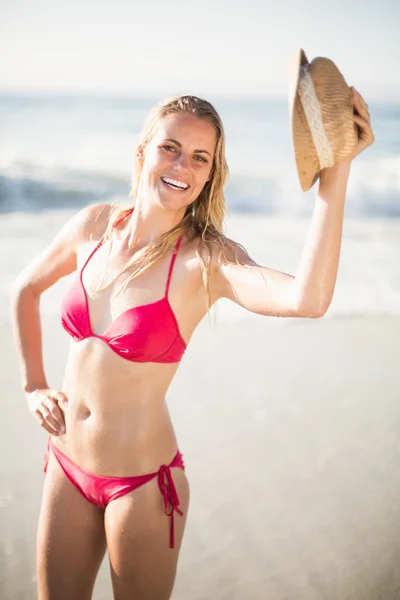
left=289, top=50, right=358, bottom=191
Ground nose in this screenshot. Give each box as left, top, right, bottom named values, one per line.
left=173, top=152, right=189, bottom=172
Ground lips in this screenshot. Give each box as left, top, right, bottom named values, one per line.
left=161, top=176, right=190, bottom=191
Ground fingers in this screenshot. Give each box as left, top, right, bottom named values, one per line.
left=350, top=86, right=370, bottom=120
left=27, top=389, right=67, bottom=436
left=55, top=391, right=69, bottom=409
left=42, top=397, right=66, bottom=434
left=34, top=409, right=60, bottom=436
left=353, top=113, right=375, bottom=148
left=343, top=86, right=375, bottom=161
left=349, top=86, right=375, bottom=154
left=350, top=86, right=368, bottom=108
left=353, top=113, right=369, bottom=127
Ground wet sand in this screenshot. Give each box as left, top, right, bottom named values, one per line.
left=1, top=314, right=400, bottom=599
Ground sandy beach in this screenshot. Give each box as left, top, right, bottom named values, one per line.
left=1, top=312, right=400, bottom=599
left=1, top=1, right=399, bottom=596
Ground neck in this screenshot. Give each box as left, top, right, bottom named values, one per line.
left=123, top=199, right=185, bottom=251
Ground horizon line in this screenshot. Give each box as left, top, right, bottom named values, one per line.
left=0, top=88, right=398, bottom=104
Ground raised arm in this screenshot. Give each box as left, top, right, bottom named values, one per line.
left=210, top=87, right=374, bottom=319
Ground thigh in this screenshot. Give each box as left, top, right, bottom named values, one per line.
left=37, top=446, right=107, bottom=600
left=104, top=467, right=190, bottom=600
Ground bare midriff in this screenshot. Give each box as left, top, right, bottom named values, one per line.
left=51, top=337, right=183, bottom=476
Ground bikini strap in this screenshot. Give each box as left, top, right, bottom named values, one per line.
left=80, top=238, right=104, bottom=278
left=113, top=207, right=134, bottom=229
left=165, top=235, right=183, bottom=297
left=80, top=208, right=133, bottom=276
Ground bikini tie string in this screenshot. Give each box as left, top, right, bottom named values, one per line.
left=158, top=464, right=184, bottom=549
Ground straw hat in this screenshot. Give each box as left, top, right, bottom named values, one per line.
left=288, top=49, right=358, bottom=191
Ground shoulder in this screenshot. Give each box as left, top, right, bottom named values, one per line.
left=73, top=202, right=115, bottom=244
left=203, top=236, right=256, bottom=303
left=180, top=233, right=255, bottom=276
left=179, top=234, right=255, bottom=300
left=207, top=236, right=256, bottom=270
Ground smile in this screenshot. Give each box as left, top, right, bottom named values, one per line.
left=161, top=177, right=189, bottom=191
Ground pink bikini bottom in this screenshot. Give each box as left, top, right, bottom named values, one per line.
left=43, top=437, right=185, bottom=548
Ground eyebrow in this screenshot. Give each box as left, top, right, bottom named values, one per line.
left=164, top=138, right=213, bottom=159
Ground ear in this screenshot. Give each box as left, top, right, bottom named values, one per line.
left=136, top=145, right=145, bottom=161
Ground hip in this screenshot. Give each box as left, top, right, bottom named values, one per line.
left=51, top=399, right=179, bottom=476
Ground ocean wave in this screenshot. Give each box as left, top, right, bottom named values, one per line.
left=0, top=163, right=129, bottom=212
left=0, top=156, right=399, bottom=217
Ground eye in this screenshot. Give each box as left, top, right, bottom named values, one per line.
left=161, top=145, right=176, bottom=152
left=195, top=155, right=207, bottom=163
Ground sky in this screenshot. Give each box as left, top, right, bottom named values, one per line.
left=1, top=0, right=399, bottom=100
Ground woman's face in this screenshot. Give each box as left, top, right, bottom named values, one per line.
left=138, top=113, right=217, bottom=213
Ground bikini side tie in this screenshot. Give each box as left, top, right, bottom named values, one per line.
left=158, top=464, right=184, bottom=549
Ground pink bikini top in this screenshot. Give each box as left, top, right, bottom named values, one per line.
left=60, top=209, right=187, bottom=363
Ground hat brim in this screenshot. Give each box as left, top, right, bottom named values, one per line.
left=288, top=49, right=320, bottom=192
left=288, top=49, right=308, bottom=121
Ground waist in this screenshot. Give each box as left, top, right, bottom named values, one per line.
left=53, top=391, right=178, bottom=476
left=55, top=338, right=180, bottom=473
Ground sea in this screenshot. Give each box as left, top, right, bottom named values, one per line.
left=0, top=93, right=399, bottom=321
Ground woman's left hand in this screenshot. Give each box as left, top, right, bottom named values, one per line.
left=348, top=86, right=375, bottom=161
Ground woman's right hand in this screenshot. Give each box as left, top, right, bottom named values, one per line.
left=25, top=388, right=68, bottom=436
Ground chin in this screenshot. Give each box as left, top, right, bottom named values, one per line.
left=156, top=190, right=191, bottom=213
left=155, top=196, right=185, bottom=214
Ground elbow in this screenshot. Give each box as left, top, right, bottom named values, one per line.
left=10, top=280, right=26, bottom=302
left=10, top=279, right=36, bottom=305
left=10, top=282, right=22, bottom=305
left=311, top=305, right=329, bottom=319
left=296, top=299, right=331, bottom=319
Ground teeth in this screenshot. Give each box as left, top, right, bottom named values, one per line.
left=162, top=177, right=188, bottom=189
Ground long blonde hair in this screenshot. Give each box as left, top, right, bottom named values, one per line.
left=94, top=95, right=231, bottom=308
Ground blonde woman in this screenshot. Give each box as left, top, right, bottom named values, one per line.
left=11, top=90, right=373, bottom=600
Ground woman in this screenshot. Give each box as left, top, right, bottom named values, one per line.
left=11, top=90, right=374, bottom=599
